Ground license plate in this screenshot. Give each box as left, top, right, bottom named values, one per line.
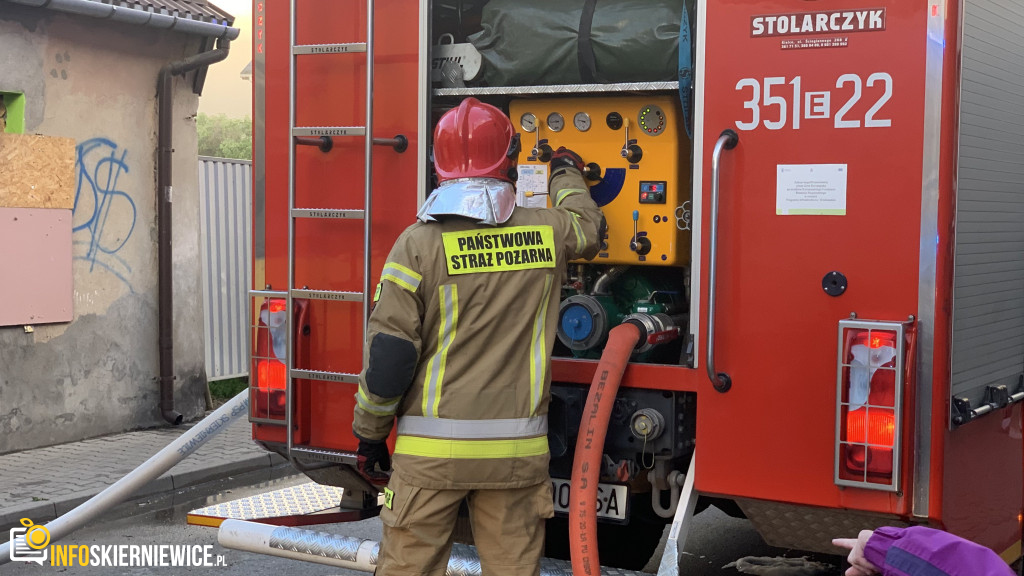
left=550, top=478, right=629, bottom=522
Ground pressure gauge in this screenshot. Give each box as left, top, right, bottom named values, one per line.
left=520, top=113, right=538, bottom=133
left=546, top=112, right=565, bottom=132
left=573, top=112, right=591, bottom=132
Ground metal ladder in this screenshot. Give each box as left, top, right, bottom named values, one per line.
left=283, top=0, right=377, bottom=467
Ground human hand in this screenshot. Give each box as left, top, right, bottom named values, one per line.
left=832, top=530, right=880, bottom=576
left=356, top=438, right=392, bottom=487
left=550, top=147, right=585, bottom=173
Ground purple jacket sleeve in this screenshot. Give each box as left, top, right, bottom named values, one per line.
left=864, top=526, right=1015, bottom=576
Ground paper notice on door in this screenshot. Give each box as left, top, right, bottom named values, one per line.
left=776, top=164, right=847, bottom=215
left=516, top=165, right=549, bottom=208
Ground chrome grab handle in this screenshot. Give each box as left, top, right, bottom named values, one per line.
left=706, top=130, right=739, bottom=393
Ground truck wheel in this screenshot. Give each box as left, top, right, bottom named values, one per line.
left=544, top=493, right=667, bottom=570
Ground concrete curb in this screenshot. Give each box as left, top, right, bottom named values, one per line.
left=167, top=453, right=281, bottom=490
left=0, top=500, right=58, bottom=528
left=0, top=454, right=290, bottom=531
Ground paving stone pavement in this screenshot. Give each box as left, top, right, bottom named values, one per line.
left=0, top=414, right=288, bottom=529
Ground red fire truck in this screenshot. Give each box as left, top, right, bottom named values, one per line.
left=245, top=0, right=1024, bottom=570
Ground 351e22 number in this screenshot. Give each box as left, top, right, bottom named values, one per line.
left=735, top=72, right=893, bottom=131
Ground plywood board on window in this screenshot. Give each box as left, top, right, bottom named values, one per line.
left=0, top=207, right=73, bottom=326
left=0, top=133, right=76, bottom=209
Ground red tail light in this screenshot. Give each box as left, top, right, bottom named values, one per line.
left=845, top=408, right=896, bottom=476
left=255, top=358, right=287, bottom=417
left=869, top=334, right=891, bottom=349
left=252, top=298, right=290, bottom=421
left=257, top=357, right=287, bottom=390
left=835, top=320, right=908, bottom=491
left=846, top=408, right=895, bottom=446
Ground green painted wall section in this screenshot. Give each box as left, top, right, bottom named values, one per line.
left=1, top=92, right=25, bottom=133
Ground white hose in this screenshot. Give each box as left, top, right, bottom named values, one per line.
left=218, top=520, right=647, bottom=576
left=219, top=519, right=381, bottom=572
left=0, top=391, right=250, bottom=564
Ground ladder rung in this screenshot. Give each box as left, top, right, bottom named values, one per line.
left=293, top=126, right=365, bottom=137
left=293, top=42, right=367, bottom=55
left=292, top=209, right=365, bottom=220
left=290, top=446, right=357, bottom=465
left=291, top=369, right=359, bottom=384
left=291, top=289, right=364, bottom=302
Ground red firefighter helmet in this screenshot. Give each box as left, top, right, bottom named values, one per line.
left=433, top=97, right=519, bottom=183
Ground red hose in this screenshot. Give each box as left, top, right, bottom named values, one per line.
left=569, top=323, right=641, bottom=575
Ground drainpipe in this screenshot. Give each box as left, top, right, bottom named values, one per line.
left=158, top=38, right=231, bottom=424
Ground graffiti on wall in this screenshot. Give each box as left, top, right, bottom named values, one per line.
left=73, top=138, right=137, bottom=291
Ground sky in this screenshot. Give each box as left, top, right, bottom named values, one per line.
left=198, top=0, right=252, bottom=119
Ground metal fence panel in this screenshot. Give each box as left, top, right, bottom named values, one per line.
left=198, top=156, right=252, bottom=381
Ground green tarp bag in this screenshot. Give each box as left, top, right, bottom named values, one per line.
left=468, top=0, right=684, bottom=86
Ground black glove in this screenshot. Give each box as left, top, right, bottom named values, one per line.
left=356, top=438, right=391, bottom=487
left=549, top=146, right=585, bottom=173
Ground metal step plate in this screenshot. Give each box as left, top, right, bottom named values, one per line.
left=538, top=556, right=646, bottom=576
left=188, top=482, right=374, bottom=528
left=435, top=81, right=678, bottom=97
left=291, top=289, right=364, bottom=302
left=291, top=208, right=365, bottom=220
left=734, top=497, right=907, bottom=556
left=290, top=446, right=358, bottom=464
left=292, top=126, right=366, bottom=137
left=248, top=529, right=646, bottom=575
left=293, top=43, right=367, bottom=55
left=290, top=369, right=359, bottom=384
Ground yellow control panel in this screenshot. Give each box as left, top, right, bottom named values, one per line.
left=510, top=96, right=690, bottom=266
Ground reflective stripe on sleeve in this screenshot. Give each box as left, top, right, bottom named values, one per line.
left=397, top=416, right=548, bottom=439
left=554, top=188, right=584, bottom=207
left=529, top=274, right=554, bottom=416
left=381, top=262, right=422, bottom=292
left=355, top=387, right=400, bottom=416
left=569, top=213, right=586, bottom=253
left=422, top=284, right=458, bottom=418
left=394, top=436, right=549, bottom=459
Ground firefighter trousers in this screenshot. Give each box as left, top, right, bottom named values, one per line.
left=376, top=472, right=555, bottom=576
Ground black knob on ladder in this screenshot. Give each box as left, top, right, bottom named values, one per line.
left=372, top=134, right=408, bottom=153
left=295, top=136, right=334, bottom=153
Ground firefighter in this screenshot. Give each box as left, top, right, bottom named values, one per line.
left=351, top=97, right=603, bottom=576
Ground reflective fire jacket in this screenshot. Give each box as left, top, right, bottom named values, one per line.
left=352, top=168, right=603, bottom=490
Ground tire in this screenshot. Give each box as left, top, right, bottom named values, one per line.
left=545, top=493, right=667, bottom=570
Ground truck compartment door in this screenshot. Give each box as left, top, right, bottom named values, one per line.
left=695, top=0, right=929, bottom=509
